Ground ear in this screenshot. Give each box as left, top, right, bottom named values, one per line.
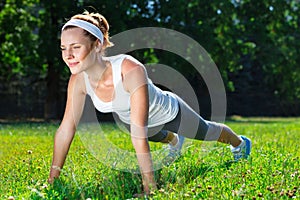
left=95, top=40, right=102, bottom=52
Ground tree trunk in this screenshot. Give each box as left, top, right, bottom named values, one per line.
left=43, top=2, right=61, bottom=120
left=44, top=62, right=60, bottom=120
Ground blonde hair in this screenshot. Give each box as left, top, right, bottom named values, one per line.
left=69, top=11, right=114, bottom=50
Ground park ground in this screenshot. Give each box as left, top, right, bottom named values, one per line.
left=0, top=117, right=299, bottom=199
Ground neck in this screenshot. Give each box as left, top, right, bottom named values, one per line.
left=85, top=55, right=107, bottom=82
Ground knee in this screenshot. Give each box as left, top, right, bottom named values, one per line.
left=205, top=121, right=223, bottom=141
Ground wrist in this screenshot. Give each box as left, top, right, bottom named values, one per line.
left=51, top=165, right=62, bottom=171
left=49, top=165, right=62, bottom=181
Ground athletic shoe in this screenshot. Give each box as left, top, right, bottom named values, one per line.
left=230, top=135, right=252, bottom=161
left=168, top=134, right=185, bottom=158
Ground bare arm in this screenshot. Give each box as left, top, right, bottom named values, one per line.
left=123, top=58, right=157, bottom=194
left=48, top=73, right=86, bottom=182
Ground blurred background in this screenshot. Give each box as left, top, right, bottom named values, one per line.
left=0, top=0, right=299, bottom=121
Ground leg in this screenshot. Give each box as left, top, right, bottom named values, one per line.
left=204, top=121, right=242, bottom=147
left=204, top=122, right=252, bottom=160
left=159, top=131, right=178, bottom=146
left=163, top=94, right=242, bottom=146
left=218, top=124, right=242, bottom=147
left=146, top=128, right=184, bottom=158
left=119, top=121, right=174, bottom=143
left=164, top=94, right=251, bottom=160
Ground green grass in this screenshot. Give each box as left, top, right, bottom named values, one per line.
left=0, top=117, right=299, bottom=199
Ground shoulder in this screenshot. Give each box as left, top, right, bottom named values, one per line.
left=67, top=72, right=86, bottom=95
left=105, top=54, right=146, bottom=77
left=119, top=55, right=148, bottom=93
left=104, top=54, right=143, bottom=70
left=121, top=55, right=146, bottom=75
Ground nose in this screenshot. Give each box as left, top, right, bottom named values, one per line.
left=64, top=49, right=74, bottom=60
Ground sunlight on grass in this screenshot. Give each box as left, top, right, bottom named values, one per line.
left=0, top=118, right=299, bottom=199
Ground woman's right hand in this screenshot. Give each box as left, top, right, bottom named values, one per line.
left=48, top=165, right=62, bottom=184
left=48, top=73, right=86, bottom=185
left=47, top=177, right=55, bottom=184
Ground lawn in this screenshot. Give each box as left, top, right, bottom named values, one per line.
left=0, top=117, right=299, bottom=199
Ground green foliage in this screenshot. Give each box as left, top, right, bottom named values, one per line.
left=0, top=119, right=299, bottom=199
left=233, top=0, right=300, bottom=101
left=0, top=0, right=41, bottom=78
left=37, top=0, right=85, bottom=78
left=121, top=0, right=300, bottom=102
left=0, top=0, right=299, bottom=108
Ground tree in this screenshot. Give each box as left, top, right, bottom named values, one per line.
left=37, top=0, right=134, bottom=119
left=0, top=0, right=299, bottom=118
left=0, top=0, right=41, bottom=78
left=232, top=0, right=300, bottom=114
left=38, top=0, right=82, bottom=119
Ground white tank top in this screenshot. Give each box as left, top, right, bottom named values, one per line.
left=83, top=54, right=179, bottom=127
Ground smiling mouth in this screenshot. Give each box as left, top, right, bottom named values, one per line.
left=68, top=62, right=79, bottom=67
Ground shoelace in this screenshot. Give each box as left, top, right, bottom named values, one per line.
left=231, top=140, right=245, bottom=153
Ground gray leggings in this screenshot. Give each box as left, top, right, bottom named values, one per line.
left=124, top=95, right=223, bottom=142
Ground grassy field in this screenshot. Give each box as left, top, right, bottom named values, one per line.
left=0, top=117, right=299, bottom=199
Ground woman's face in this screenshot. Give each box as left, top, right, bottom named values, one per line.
left=60, top=27, right=97, bottom=74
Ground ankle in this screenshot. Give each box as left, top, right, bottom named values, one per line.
left=170, top=134, right=178, bottom=146
left=231, top=136, right=243, bottom=147
left=161, top=132, right=179, bottom=146
left=232, top=138, right=245, bottom=148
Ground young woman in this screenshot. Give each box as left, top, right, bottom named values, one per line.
left=48, top=11, right=252, bottom=195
